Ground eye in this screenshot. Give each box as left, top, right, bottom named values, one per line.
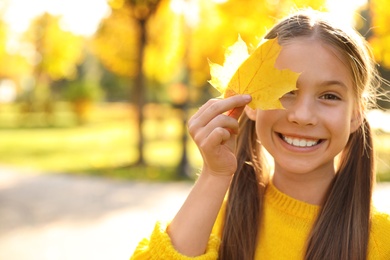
left=320, top=93, right=341, bottom=100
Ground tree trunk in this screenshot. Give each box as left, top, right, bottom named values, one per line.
left=177, top=102, right=190, bottom=178
left=134, top=19, right=147, bottom=165
left=177, top=11, right=193, bottom=179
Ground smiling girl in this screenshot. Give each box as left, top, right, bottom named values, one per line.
left=131, top=9, right=390, bottom=260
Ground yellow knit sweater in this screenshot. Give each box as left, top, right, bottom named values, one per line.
left=131, top=183, right=390, bottom=259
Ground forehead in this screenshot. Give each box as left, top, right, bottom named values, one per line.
left=275, top=38, right=353, bottom=89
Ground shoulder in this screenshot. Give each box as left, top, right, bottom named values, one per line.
left=371, top=209, right=390, bottom=232
left=369, top=210, right=390, bottom=258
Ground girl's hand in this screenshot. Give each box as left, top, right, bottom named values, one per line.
left=188, top=94, right=252, bottom=177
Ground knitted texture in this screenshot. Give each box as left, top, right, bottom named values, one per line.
left=130, top=221, right=220, bottom=260
left=254, top=184, right=320, bottom=259
left=131, top=183, right=390, bottom=259
left=368, top=211, right=390, bottom=259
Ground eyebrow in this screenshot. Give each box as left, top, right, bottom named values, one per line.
left=319, top=80, right=349, bottom=89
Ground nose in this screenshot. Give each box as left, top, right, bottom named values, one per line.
left=286, top=96, right=318, bottom=126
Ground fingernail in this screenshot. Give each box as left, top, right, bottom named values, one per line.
left=243, top=94, right=252, bottom=102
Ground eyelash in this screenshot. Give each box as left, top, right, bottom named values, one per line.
left=320, top=93, right=341, bottom=100
left=283, top=91, right=341, bottom=101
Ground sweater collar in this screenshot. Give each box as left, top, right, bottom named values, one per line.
left=265, top=182, right=320, bottom=220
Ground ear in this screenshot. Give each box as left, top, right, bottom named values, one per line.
left=350, top=110, right=363, bottom=134
left=245, top=106, right=257, bottom=121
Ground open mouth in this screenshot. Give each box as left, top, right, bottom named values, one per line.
left=279, top=133, right=323, bottom=148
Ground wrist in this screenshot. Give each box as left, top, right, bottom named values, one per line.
left=197, top=167, right=233, bottom=190
left=201, top=165, right=236, bottom=178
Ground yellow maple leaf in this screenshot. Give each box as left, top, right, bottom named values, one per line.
left=209, top=38, right=300, bottom=110
left=208, top=36, right=249, bottom=94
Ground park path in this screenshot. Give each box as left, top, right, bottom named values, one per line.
left=0, top=166, right=389, bottom=260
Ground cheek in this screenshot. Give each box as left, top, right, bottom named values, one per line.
left=255, top=110, right=271, bottom=129
left=256, top=109, right=283, bottom=123
left=255, top=110, right=281, bottom=142
left=326, top=106, right=355, bottom=134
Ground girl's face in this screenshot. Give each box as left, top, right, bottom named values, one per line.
left=246, top=37, right=361, bottom=178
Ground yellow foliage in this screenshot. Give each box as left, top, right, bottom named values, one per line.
left=187, top=0, right=327, bottom=88
left=0, top=20, right=30, bottom=79
left=0, top=21, right=6, bottom=57
left=108, top=0, right=125, bottom=9
left=144, top=0, right=185, bottom=83
left=0, top=53, right=30, bottom=79
left=208, top=36, right=249, bottom=94
left=209, top=38, right=299, bottom=110
left=369, top=0, right=390, bottom=68
left=94, top=0, right=327, bottom=86
left=92, top=7, right=139, bottom=78
left=25, top=13, right=84, bottom=80
left=371, top=0, right=390, bottom=36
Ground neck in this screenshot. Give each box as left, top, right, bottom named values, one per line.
left=272, top=165, right=335, bottom=205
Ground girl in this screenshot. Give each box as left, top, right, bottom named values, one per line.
left=131, top=9, right=390, bottom=259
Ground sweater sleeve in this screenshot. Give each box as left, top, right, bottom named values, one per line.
left=130, top=221, right=220, bottom=260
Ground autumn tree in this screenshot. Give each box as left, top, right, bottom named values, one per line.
left=94, top=0, right=162, bottom=166
left=356, top=0, right=390, bottom=109
left=22, top=13, right=84, bottom=123
left=93, top=0, right=329, bottom=174
left=172, top=0, right=328, bottom=177
left=366, top=0, right=390, bottom=67
left=0, top=19, right=30, bottom=83
left=180, top=0, right=327, bottom=93
left=0, top=3, right=32, bottom=101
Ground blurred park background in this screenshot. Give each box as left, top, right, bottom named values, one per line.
left=1, top=1, right=390, bottom=259
left=0, top=0, right=389, bottom=182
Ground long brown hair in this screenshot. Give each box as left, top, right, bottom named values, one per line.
left=219, top=114, right=267, bottom=260
left=219, top=10, right=379, bottom=259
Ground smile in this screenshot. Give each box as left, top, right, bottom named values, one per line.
left=280, top=134, right=321, bottom=148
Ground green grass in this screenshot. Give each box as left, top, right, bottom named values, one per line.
left=374, top=131, right=390, bottom=182
left=0, top=102, right=389, bottom=182
left=0, top=102, right=202, bottom=181
left=0, top=123, right=135, bottom=171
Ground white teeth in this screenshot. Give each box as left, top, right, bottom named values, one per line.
left=283, top=135, right=319, bottom=147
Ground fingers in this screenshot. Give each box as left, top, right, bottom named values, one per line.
left=192, top=114, right=239, bottom=146
left=203, top=127, right=231, bottom=149
left=208, top=112, right=240, bottom=135
left=188, top=94, right=252, bottom=151
left=189, top=94, right=251, bottom=128
left=187, top=95, right=252, bottom=176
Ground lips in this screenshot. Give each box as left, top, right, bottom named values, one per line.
left=280, top=134, right=321, bottom=148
